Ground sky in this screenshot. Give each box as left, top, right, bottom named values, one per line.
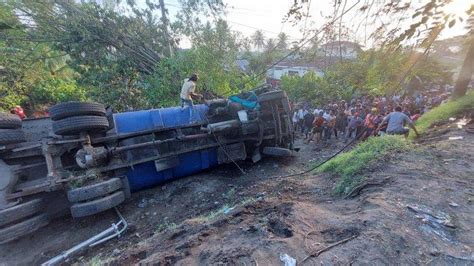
left=153, top=0, right=472, bottom=48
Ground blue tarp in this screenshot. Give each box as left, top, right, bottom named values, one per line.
left=229, top=91, right=260, bottom=110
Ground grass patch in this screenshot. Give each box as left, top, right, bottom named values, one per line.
left=155, top=220, right=177, bottom=234
left=192, top=197, right=257, bottom=223
left=411, top=91, right=474, bottom=138
left=335, top=176, right=367, bottom=195
left=89, top=255, right=112, bottom=266
left=318, top=135, right=409, bottom=195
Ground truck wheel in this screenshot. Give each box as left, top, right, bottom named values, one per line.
left=258, top=90, right=286, bottom=102
left=0, top=129, right=26, bottom=145
left=67, top=178, right=123, bottom=203
left=70, top=191, right=125, bottom=218
left=53, top=116, right=109, bottom=136
left=262, top=147, right=295, bottom=157
left=0, top=199, right=43, bottom=227
left=0, top=214, right=49, bottom=244
left=49, top=102, right=106, bottom=121
left=0, top=113, right=22, bottom=129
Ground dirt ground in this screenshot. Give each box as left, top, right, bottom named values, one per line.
left=1, top=119, right=473, bottom=265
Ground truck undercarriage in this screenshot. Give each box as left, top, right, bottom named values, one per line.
left=0, top=88, right=294, bottom=244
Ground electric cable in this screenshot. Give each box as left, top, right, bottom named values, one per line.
left=253, top=0, right=361, bottom=78
left=268, top=127, right=367, bottom=180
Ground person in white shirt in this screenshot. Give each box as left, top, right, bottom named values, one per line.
left=297, top=107, right=308, bottom=133
left=322, top=111, right=330, bottom=121
left=180, top=73, right=202, bottom=109
left=180, top=74, right=203, bottom=119
left=292, top=111, right=299, bottom=131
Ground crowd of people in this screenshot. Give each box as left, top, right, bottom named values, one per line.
left=292, top=92, right=450, bottom=145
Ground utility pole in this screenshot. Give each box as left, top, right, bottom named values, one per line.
left=159, top=0, right=173, bottom=57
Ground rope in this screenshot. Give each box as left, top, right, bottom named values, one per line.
left=253, top=0, right=361, bottom=79
left=269, top=127, right=367, bottom=179
left=200, top=96, right=367, bottom=178
left=203, top=115, right=247, bottom=175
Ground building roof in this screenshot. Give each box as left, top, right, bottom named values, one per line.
left=271, top=61, right=322, bottom=69
left=235, top=59, right=250, bottom=72
left=321, top=41, right=361, bottom=49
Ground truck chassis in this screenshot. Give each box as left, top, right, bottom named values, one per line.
left=0, top=88, right=294, bottom=243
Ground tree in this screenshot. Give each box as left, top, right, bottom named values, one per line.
left=265, top=38, right=276, bottom=51
left=145, top=18, right=259, bottom=108
left=285, top=0, right=474, bottom=97
left=1, top=0, right=229, bottom=111
left=280, top=49, right=453, bottom=105
left=452, top=13, right=474, bottom=98
left=0, top=3, right=86, bottom=113
left=251, top=30, right=265, bottom=50
left=277, top=32, right=289, bottom=50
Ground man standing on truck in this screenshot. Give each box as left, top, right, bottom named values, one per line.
left=180, top=73, right=202, bottom=118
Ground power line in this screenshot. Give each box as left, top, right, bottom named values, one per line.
left=254, top=0, right=362, bottom=78
left=225, top=20, right=298, bottom=40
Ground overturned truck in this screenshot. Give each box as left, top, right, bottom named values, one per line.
left=0, top=89, right=294, bottom=244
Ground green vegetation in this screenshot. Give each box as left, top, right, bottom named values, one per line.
left=412, top=91, right=474, bottom=138
left=0, top=1, right=256, bottom=113
left=155, top=220, right=177, bottom=234
left=318, top=135, right=409, bottom=195
left=193, top=197, right=257, bottom=223
left=153, top=197, right=257, bottom=234
left=1, top=1, right=469, bottom=114
left=89, top=255, right=113, bottom=266
left=280, top=50, right=452, bottom=106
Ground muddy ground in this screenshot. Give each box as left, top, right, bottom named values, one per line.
left=1, top=119, right=473, bottom=265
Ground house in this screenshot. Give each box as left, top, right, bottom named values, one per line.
left=320, top=41, right=362, bottom=59
left=235, top=59, right=250, bottom=72
left=267, top=62, right=324, bottom=80
left=266, top=62, right=324, bottom=87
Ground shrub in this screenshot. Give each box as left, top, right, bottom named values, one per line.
left=318, top=135, right=409, bottom=195
left=412, top=91, right=474, bottom=138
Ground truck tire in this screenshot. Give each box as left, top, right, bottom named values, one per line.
left=0, top=199, right=43, bottom=227
left=262, top=147, right=295, bottom=157
left=70, top=191, right=125, bottom=218
left=67, top=178, right=123, bottom=203
left=0, top=214, right=49, bottom=244
left=49, top=102, right=106, bottom=121
left=0, top=113, right=22, bottom=129
left=0, top=129, right=26, bottom=145
left=258, top=90, right=286, bottom=102
left=53, top=116, right=109, bottom=136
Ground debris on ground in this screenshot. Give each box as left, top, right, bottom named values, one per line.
left=279, top=253, right=296, bottom=266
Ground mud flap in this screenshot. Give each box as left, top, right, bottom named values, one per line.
left=217, top=142, right=247, bottom=164
left=251, top=149, right=262, bottom=163
left=262, top=147, right=296, bottom=157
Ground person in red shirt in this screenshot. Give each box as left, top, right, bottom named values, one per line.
left=362, top=107, right=379, bottom=140
left=11, top=105, right=26, bottom=120
left=410, top=109, right=421, bottom=122
left=305, top=112, right=325, bottom=144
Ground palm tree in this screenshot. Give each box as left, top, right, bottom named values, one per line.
left=277, top=32, right=288, bottom=50
left=251, top=30, right=265, bottom=50
left=265, top=38, right=276, bottom=51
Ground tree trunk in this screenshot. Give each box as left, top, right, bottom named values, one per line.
left=159, top=0, right=173, bottom=57
left=452, top=37, right=474, bottom=99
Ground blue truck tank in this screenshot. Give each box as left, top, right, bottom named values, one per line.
left=113, top=105, right=219, bottom=192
